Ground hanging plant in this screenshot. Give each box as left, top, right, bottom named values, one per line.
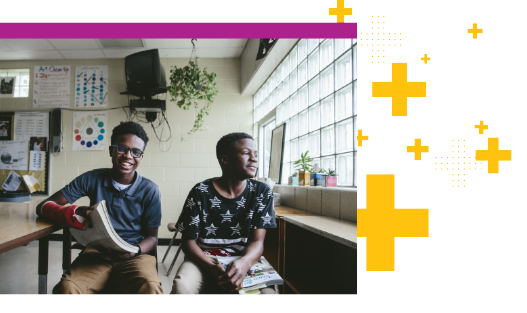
left=168, top=57, right=218, bottom=139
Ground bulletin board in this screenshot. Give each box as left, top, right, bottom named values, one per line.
left=0, top=111, right=50, bottom=195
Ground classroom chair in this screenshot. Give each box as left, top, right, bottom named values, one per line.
left=161, top=222, right=184, bottom=276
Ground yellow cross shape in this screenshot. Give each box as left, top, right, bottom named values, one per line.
left=372, top=63, right=426, bottom=116
left=407, top=139, right=429, bottom=160
left=329, top=0, right=353, bottom=23
left=475, top=121, right=488, bottom=134
left=468, top=23, right=483, bottom=39
left=421, top=54, right=430, bottom=64
left=357, top=129, right=368, bottom=146
left=358, top=175, right=429, bottom=271
left=475, top=138, right=511, bottom=173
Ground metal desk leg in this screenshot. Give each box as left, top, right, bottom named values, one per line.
left=62, top=228, right=71, bottom=274
left=38, top=235, right=49, bottom=294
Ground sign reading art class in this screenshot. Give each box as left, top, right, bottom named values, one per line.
left=32, top=65, right=71, bottom=108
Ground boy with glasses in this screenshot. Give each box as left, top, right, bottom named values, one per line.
left=36, top=121, right=163, bottom=294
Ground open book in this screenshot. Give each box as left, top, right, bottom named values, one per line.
left=69, top=200, right=139, bottom=254
left=216, top=255, right=283, bottom=291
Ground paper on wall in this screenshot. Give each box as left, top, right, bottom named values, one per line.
left=75, top=66, right=109, bottom=108
left=72, top=111, right=107, bottom=151
left=14, top=112, right=49, bottom=142
left=32, top=65, right=71, bottom=108
left=0, top=141, right=28, bottom=170
left=22, top=173, right=41, bottom=193
left=29, top=151, right=45, bottom=171
left=2, top=171, right=22, bottom=191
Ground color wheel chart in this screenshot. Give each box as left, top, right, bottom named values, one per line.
left=75, top=65, right=109, bottom=107
left=72, top=111, right=107, bottom=151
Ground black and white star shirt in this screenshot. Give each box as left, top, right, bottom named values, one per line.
left=175, top=178, right=277, bottom=256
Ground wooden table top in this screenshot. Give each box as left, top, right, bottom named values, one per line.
left=283, top=215, right=357, bottom=249
left=274, top=205, right=318, bottom=218
left=0, top=201, right=61, bottom=254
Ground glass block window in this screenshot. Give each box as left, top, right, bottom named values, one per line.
left=253, top=39, right=357, bottom=187
left=0, top=69, right=30, bottom=97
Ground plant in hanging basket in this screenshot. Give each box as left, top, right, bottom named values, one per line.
left=168, top=58, right=218, bottom=139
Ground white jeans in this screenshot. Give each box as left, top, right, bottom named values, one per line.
left=170, top=255, right=278, bottom=294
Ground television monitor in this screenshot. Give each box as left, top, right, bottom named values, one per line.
left=124, top=49, right=167, bottom=97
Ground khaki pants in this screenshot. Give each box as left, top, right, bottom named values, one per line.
left=53, top=247, right=163, bottom=294
left=171, top=256, right=277, bottom=294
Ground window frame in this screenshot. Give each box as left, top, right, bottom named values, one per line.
left=254, top=39, right=357, bottom=187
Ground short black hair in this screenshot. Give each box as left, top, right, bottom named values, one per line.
left=111, top=121, right=149, bottom=150
left=216, top=132, right=254, bottom=160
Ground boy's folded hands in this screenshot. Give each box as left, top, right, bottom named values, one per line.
left=218, top=258, right=252, bottom=292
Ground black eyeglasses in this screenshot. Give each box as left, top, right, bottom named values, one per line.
left=111, top=144, right=144, bottom=158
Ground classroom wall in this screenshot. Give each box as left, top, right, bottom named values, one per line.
left=0, top=57, right=252, bottom=239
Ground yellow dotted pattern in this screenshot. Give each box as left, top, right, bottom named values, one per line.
left=360, top=15, right=403, bottom=64
left=433, top=140, right=485, bottom=187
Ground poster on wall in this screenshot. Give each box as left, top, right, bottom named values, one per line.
left=72, top=111, right=107, bottom=151
left=29, top=151, right=45, bottom=171
left=0, top=77, right=16, bottom=98
left=0, top=119, right=13, bottom=141
left=32, top=65, right=70, bottom=108
left=29, top=137, right=48, bottom=152
left=75, top=66, right=109, bottom=108
left=13, top=112, right=49, bottom=142
left=0, top=141, right=28, bottom=171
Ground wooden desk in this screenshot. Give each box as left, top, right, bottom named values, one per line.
left=0, top=201, right=72, bottom=294
left=262, top=205, right=357, bottom=294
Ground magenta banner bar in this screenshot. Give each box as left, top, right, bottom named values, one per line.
left=1, top=23, right=357, bottom=39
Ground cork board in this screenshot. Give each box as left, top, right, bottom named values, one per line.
left=0, top=111, right=50, bottom=195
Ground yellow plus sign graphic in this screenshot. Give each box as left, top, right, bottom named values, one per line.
left=476, top=138, right=511, bottom=173
left=421, top=54, right=430, bottom=64
left=372, top=63, right=426, bottom=116
left=407, top=139, right=429, bottom=160
left=329, top=0, right=353, bottom=23
left=468, top=23, right=483, bottom=39
left=358, top=175, right=428, bottom=271
left=475, top=121, right=488, bottom=134
left=357, top=129, right=368, bottom=146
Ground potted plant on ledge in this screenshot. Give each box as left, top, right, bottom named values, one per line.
left=310, top=166, right=327, bottom=187
left=324, top=169, right=338, bottom=187
left=294, top=151, right=314, bottom=186
left=288, top=172, right=299, bottom=186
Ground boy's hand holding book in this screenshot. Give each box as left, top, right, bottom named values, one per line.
left=218, top=258, right=252, bottom=292
left=208, top=263, right=226, bottom=281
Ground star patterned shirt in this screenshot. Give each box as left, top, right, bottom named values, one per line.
left=175, top=178, right=277, bottom=256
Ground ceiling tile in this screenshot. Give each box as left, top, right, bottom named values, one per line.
left=60, top=50, right=106, bottom=59
left=102, top=48, right=146, bottom=58
left=0, top=40, right=13, bottom=51
left=1, top=39, right=55, bottom=51
left=158, top=49, right=194, bottom=58
left=16, top=50, right=64, bottom=60
left=48, top=39, right=100, bottom=50
left=198, top=47, right=243, bottom=58
left=158, top=47, right=242, bottom=58
left=0, top=51, right=24, bottom=60
left=144, top=39, right=247, bottom=49
left=99, top=39, right=144, bottom=48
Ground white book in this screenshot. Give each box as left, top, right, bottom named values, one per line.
left=70, top=200, right=139, bottom=254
